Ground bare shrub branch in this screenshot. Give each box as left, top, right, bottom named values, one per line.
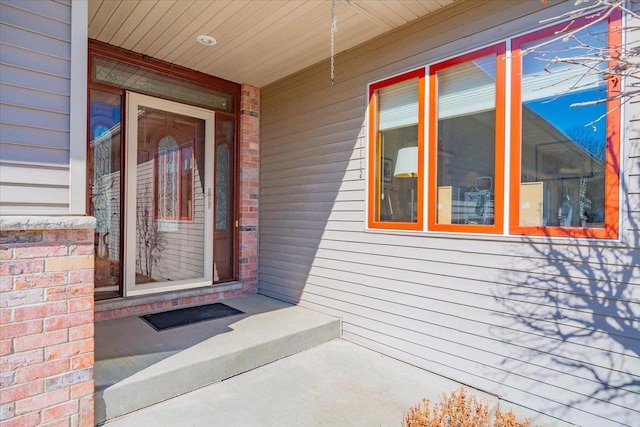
left=524, top=0, right=639, bottom=117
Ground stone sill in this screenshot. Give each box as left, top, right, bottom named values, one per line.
left=0, top=216, right=96, bottom=231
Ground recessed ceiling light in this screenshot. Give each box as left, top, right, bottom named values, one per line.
left=196, top=35, right=217, bottom=46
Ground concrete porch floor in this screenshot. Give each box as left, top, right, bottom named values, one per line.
left=94, top=294, right=340, bottom=424
left=95, top=293, right=559, bottom=427
left=100, top=338, right=473, bottom=427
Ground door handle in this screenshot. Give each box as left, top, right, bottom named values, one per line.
left=207, top=188, right=213, bottom=209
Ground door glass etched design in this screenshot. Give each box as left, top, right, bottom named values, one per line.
left=215, top=144, right=229, bottom=230
left=213, top=117, right=235, bottom=282
left=156, top=137, right=180, bottom=220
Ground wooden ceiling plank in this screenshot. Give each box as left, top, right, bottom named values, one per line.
left=192, top=0, right=326, bottom=73
left=398, top=1, right=430, bottom=16
left=188, top=0, right=284, bottom=69
left=107, top=0, right=157, bottom=47
left=96, top=0, right=140, bottom=44
left=345, top=1, right=395, bottom=31
left=255, top=28, right=382, bottom=87
left=217, top=2, right=338, bottom=75
left=142, top=0, right=213, bottom=58
left=118, top=0, right=177, bottom=51
left=174, top=0, right=255, bottom=69
left=231, top=9, right=378, bottom=86
left=129, top=0, right=198, bottom=54
left=88, top=0, right=452, bottom=87
left=88, top=0, right=120, bottom=40
left=356, top=1, right=408, bottom=28
left=154, top=1, right=233, bottom=62
left=387, top=0, right=425, bottom=25
left=88, top=0, right=102, bottom=29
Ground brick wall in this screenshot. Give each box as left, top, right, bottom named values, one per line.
left=238, top=84, right=260, bottom=294
left=1, top=219, right=95, bottom=427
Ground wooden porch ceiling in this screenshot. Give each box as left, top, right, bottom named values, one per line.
left=88, top=0, right=455, bottom=88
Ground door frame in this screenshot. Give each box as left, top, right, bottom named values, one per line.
left=124, top=91, right=215, bottom=296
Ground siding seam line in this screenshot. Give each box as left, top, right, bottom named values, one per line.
left=0, top=122, right=70, bottom=137
left=1, top=62, right=71, bottom=82
left=1, top=101, right=70, bottom=118
left=0, top=12, right=71, bottom=36
left=0, top=40, right=71, bottom=63
left=0, top=81, right=70, bottom=99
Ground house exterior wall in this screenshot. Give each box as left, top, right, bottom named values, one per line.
left=0, top=218, right=95, bottom=427
left=0, top=0, right=86, bottom=215
left=259, top=1, right=639, bottom=426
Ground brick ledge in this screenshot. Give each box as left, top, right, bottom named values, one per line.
left=95, top=282, right=244, bottom=316
left=0, top=215, right=96, bottom=231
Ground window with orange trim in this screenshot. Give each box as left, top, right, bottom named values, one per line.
left=510, top=11, right=621, bottom=239
left=367, top=12, right=622, bottom=240
left=428, top=44, right=506, bottom=234
left=368, top=69, right=425, bottom=230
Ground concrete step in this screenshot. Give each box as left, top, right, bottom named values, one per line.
left=95, top=295, right=340, bottom=424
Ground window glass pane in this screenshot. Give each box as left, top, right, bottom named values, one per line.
left=375, top=78, right=419, bottom=223
left=519, top=22, right=608, bottom=228
left=89, top=90, right=122, bottom=297
left=436, top=55, right=497, bottom=225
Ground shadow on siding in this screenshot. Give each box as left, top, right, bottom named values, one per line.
left=492, top=131, right=640, bottom=426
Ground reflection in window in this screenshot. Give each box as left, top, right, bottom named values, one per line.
left=370, top=73, right=423, bottom=227
left=89, top=90, right=122, bottom=294
left=518, top=21, right=608, bottom=229
left=435, top=54, right=498, bottom=226
left=156, top=137, right=193, bottom=221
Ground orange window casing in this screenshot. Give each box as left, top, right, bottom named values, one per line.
left=368, top=69, right=426, bottom=231
left=509, top=11, right=622, bottom=239
left=427, top=44, right=507, bottom=235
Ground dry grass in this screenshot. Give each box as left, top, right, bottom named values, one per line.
left=403, top=387, right=530, bottom=427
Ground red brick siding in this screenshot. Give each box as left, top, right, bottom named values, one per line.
left=0, top=228, right=94, bottom=427
left=238, top=84, right=260, bottom=293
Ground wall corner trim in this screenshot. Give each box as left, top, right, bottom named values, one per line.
left=69, top=0, right=89, bottom=215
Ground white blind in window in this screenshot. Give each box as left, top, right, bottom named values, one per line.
left=438, top=56, right=496, bottom=120
left=378, top=79, right=419, bottom=131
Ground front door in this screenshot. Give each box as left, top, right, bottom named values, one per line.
left=124, top=92, right=215, bottom=296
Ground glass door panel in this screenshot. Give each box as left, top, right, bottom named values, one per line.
left=214, top=117, right=235, bottom=282
left=125, top=92, right=214, bottom=296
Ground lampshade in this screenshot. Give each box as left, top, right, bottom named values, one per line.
left=394, top=146, right=418, bottom=178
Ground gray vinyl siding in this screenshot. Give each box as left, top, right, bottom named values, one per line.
left=259, top=1, right=640, bottom=426
left=0, top=0, right=72, bottom=215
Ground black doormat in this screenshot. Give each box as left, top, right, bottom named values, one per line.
left=140, top=303, right=244, bottom=331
